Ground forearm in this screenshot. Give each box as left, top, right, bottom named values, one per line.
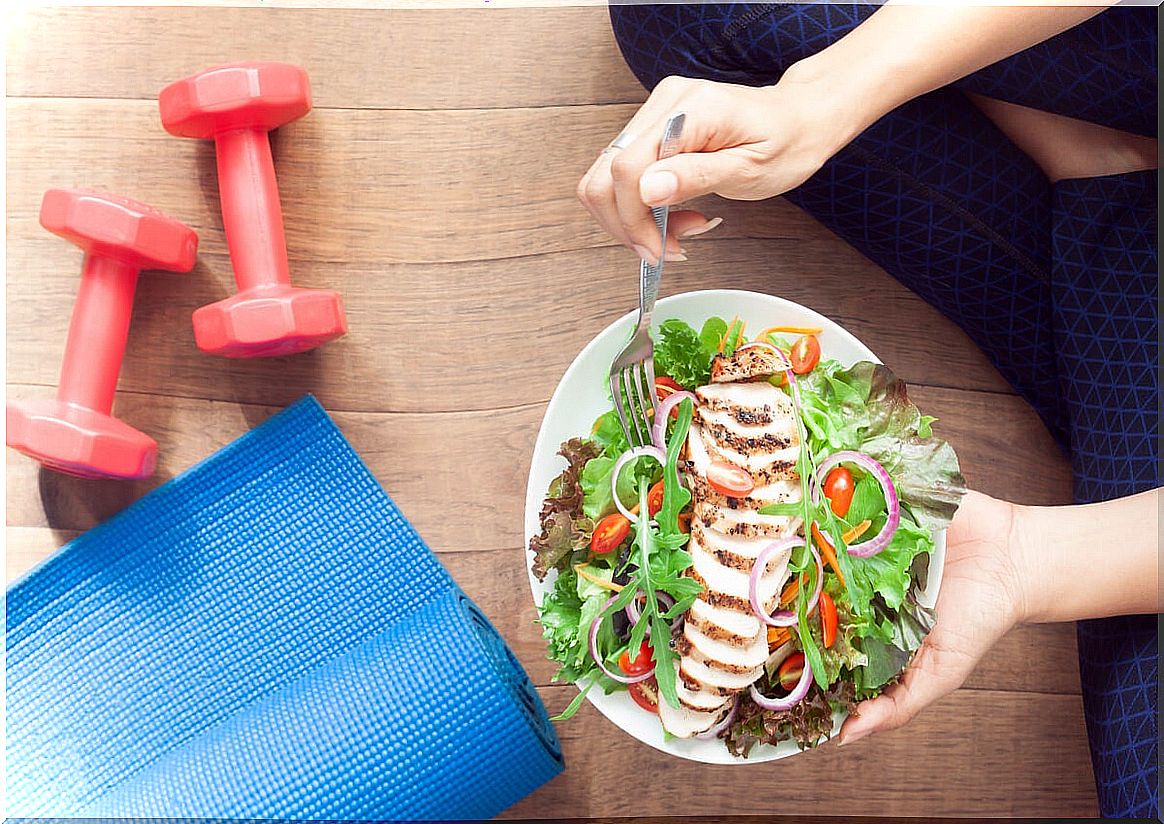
left=1015, top=488, right=1161, bottom=623
left=783, top=4, right=1108, bottom=152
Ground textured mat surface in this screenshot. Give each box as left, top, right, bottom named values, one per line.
left=6, top=396, right=562, bottom=819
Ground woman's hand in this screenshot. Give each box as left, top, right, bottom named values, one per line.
left=836, top=485, right=1159, bottom=746
left=837, top=491, right=1028, bottom=746
left=576, top=70, right=861, bottom=264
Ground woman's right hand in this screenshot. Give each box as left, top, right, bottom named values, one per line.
left=576, top=67, right=863, bottom=264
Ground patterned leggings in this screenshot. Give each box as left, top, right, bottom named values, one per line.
left=608, top=3, right=1158, bottom=816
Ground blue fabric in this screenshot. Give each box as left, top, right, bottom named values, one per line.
left=609, top=3, right=1158, bottom=816
left=6, top=396, right=562, bottom=820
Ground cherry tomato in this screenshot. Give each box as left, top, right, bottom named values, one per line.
left=618, top=640, right=654, bottom=676
left=590, top=513, right=630, bottom=555
left=823, top=466, right=855, bottom=518
left=655, top=376, right=684, bottom=418
left=706, top=460, right=755, bottom=497
left=628, top=677, right=660, bottom=713
left=777, top=651, right=806, bottom=691
left=646, top=480, right=666, bottom=517
left=790, top=334, right=821, bottom=374
left=820, top=591, right=838, bottom=649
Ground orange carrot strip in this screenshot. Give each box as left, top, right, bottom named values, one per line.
left=842, top=519, right=872, bottom=545
left=758, top=325, right=823, bottom=339
left=812, top=522, right=847, bottom=588
left=574, top=564, right=624, bottom=593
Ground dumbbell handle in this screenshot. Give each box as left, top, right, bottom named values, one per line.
left=215, top=127, right=292, bottom=293
left=57, top=255, right=139, bottom=416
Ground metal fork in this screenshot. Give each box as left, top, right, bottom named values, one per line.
left=609, top=113, right=686, bottom=447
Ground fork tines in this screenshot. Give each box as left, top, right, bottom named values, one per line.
left=611, top=357, right=657, bottom=448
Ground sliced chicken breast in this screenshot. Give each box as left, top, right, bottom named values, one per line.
left=709, top=345, right=787, bottom=383
left=665, top=367, right=805, bottom=720
left=658, top=686, right=732, bottom=737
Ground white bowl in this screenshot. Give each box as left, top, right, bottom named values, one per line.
left=524, top=289, right=945, bottom=763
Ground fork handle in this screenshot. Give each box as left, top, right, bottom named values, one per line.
left=637, top=113, right=686, bottom=330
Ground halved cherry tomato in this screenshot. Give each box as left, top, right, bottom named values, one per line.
left=647, top=480, right=665, bottom=517
left=590, top=513, right=630, bottom=554
left=629, top=676, right=660, bottom=713
left=706, top=460, right=755, bottom=497
left=655, top=376, right=684, bottom=418
left=820, top=591, right=838, bottom=649
left=822, top=466, right=855, bottom=517
left=618, top=640, right=654, bottom=676
left=777, top=651, right=806, bottom=691
left=790, top=334, right=821, bottom=374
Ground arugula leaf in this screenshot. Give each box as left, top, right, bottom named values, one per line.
left=659, top=398, right=694, bottom=537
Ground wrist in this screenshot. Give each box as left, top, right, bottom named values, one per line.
left=1007, top=501, right=1045, bottom=624
left=779, top=49, right=900, bottom=153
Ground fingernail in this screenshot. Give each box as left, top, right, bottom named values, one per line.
left=640, top=170, right=678, bottom=205
left=837, top=727, right=871, bottom=747
left=680, top=216, right=723, bottom=238
left=665, top=251, right=688, bottom=262
left=632, top=244, right=657, bottom=264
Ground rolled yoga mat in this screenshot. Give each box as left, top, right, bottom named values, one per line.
left=6, top=396, right=562, bottom=819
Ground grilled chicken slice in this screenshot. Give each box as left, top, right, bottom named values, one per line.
left=658, top=679, right=733, bottom=737
left=684, top=621, right=770, bottom=671
left=695, top=504, right=800, bottom=540
left=709, top=345, right=786, bottom=383
left=696, top=381, right=796, bottom=421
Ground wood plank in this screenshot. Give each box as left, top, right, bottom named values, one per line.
left=5, top=99, right=822, bottom=266
left=6, top=237, right=1012, bottom=413
left=4, top=381, right=1070, bottom=539
left=6, top=6, right=642, bottom=109
left=510, top=686, right=1097, bottom=818
left=3, top=525, right=1085, bottom=696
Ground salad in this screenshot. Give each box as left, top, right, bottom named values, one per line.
left=529, top=315, right=965, bottom=757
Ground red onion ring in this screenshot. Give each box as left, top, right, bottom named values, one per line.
left=651, top=390, right=695, bottom=450
left=696, top=695, right=740, bottom=740
left=589, top=594, right=654, bottom=685
left=762, top=544, right=823, bottom=628
left=749, top=655, right=813, bottom=711
left=610, top=445, right=666, bottom=522
left=812, top=450, right=900, bottom=557
left=625, top=589, right=677, bottom=627
left=748, top=537, right=818, bottom=628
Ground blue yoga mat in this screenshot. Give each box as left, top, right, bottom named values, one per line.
left=6, top=396, right=562, bottom=819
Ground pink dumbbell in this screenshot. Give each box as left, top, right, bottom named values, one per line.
left=6, top=189, right=198, bottom=480
left=159, top=62, right=347, bottom=358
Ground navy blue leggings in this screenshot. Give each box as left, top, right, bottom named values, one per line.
left=609, top=3, right=1158, bottom=817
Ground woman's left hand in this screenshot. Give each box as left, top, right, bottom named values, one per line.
left=837, top=491, right=1028, bottom=746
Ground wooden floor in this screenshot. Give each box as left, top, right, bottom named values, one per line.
left=5, top=5, right=1097, bottom=819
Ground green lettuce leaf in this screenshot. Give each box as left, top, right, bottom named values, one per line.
left=653, top=317, right=728, bottom=389
left=529, top=510, right=593, bottom=581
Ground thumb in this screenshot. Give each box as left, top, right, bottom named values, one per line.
left=639, top=150, right=752, bottom=206
left=837, top=643, right=953, bottom=746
